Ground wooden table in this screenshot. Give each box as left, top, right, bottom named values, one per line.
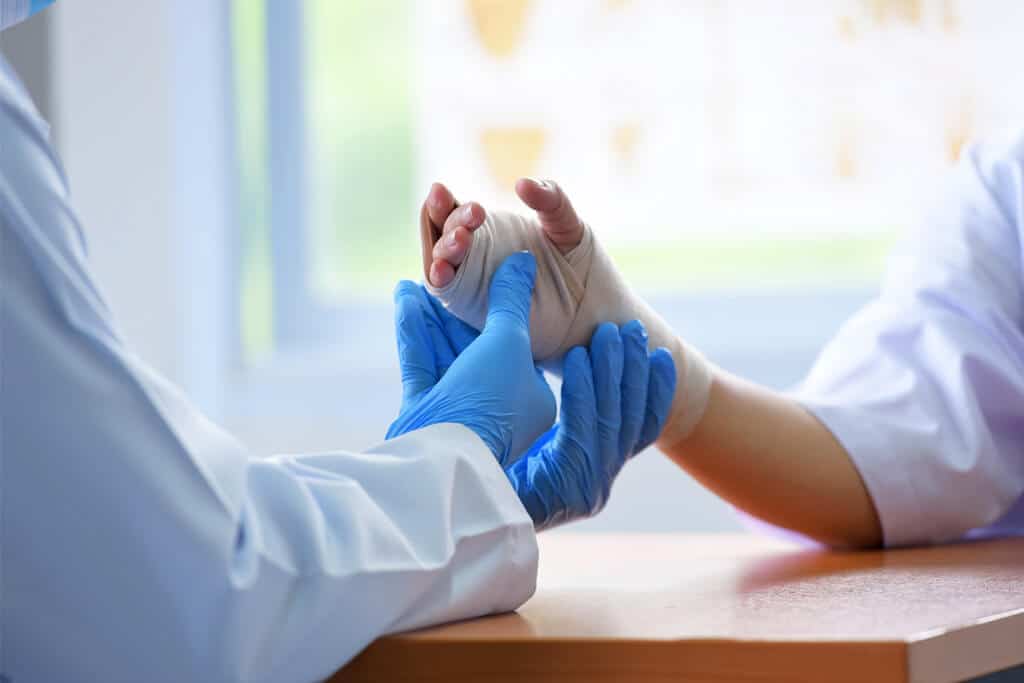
left=333, top=534, right=1024, bottom=683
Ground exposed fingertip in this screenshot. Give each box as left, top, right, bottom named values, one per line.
left=463, top=201, right=484, bottom=224
left=428, top=182, right=448, bottom=207
left=466, top=205, right=487, bottom=229
left=435, top=224, right=470, bottom=263
left=446, top=226, right=470, bottom=260
left=515, top=177, right=559, bottom=209
left=516, top=177, right=539, bottom=193
left=429, top=260, right=454, bottom=288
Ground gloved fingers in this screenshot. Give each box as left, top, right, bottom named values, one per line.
left=416, top=294, right=461, bottom=377
left=522, top=423, right=559, bottom=461
left=512, top=374, right=558, bottom=468
left=504, top=453, right=530, bottom=498
left=393, top=280, right=442, bottom=400
left=636, top=348, right=678, bottom=452
left=589, top=322, right=624, bottom=476
left=557, top=345, right=597, bottom=434
left=619, top=320, right=650, bottom=459
left=504, top=449, right=553, bottom=530
left=552, top=350, right=598, bottom=499
left=425, top=285, right=479, bottom=357
left=483, top=251, right=537, bottom=336
left=553, top=345, right=601, bottom=514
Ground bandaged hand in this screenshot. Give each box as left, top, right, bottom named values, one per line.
left=387, top=276, right=674, bottom=530
left=388, top=252, right=556, bottom=467
left=419, top=179, right=713, bottom=445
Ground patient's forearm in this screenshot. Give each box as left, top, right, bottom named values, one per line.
left=659, top=370, right=882, bottom=549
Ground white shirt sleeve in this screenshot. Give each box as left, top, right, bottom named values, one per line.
left=0, top=58, right=536, bottom=683
left=794, top=130, right=1024, bottom=547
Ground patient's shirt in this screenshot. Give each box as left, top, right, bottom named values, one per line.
left=794, top=131, right=1024, bottom=546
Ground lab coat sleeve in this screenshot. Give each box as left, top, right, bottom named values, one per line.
left=0, top=64, right=537, bottom=683
left=794, top=131, right=1024, bottom=547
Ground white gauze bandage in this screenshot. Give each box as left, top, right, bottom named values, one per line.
left=421, top=208, right=714, bottom=445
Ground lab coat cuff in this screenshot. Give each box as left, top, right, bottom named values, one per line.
left=404, top=422, right=539, bottom=604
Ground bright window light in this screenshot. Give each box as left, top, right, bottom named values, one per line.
left=230, top=0, right=1024, bottom=363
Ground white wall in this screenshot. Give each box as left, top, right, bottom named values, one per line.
left=51, top=0, right=233, bottom=413
left=52, top=0, right=180, bottom=380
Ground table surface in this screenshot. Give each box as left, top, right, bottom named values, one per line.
left=333, top=533, right=1024, bottom=683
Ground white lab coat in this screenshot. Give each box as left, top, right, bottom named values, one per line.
left=797, top=130, right=1024, bottom=547
left=0, top=57, right=536, bottom=682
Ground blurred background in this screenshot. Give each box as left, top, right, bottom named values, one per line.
left=4, top=0, right=1023, bottom=532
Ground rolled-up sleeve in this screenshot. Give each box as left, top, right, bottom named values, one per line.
left=795, top=132, right=1024, bottom=547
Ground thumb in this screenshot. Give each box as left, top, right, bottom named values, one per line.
left=484, top=251, right=537, bottom=334
left=514, top=178, right=585, bottom=251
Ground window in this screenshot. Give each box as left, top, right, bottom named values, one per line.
left=232, top=1, right=419, bottom=367
left=229, top=0, right=1024, bottom=390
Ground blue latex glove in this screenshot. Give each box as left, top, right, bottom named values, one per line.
left=506, top=321, right=677, bottom=531
left=388, top=252, right=556, bottom=467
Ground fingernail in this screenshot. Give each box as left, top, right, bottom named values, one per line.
left=463, top=204, right=476, bottom=221
left=447, top=232, right=458, bottom=248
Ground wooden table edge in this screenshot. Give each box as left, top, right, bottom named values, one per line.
left=907, top=607, right=1024, bottom=683
left=335, top=635, right=913, bottom=682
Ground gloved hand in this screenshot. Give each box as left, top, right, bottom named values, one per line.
left=388, top=252, right=556, bottom=467
left=506, top=321, right=677, bottom=531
